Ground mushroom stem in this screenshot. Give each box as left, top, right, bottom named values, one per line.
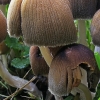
left=39, top=46, right=53, bottom=67
left=1, top=54, right=8, bottom=68
left=0, top=5, right=6, bottom=16
left=78, top=20, right=88, bottom=46
left=78, top=20, right=88, bottom=86
left=0, top=61, right=42, bottom=98
left=71, top=83, right=92, bottom=100
left=77, top=20, right=92, bottom=99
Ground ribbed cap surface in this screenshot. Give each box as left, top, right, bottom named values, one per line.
left=0, top=10, right=7, bottom=43
left=68, top=0, right=97, bottom=19
left=7, top=0, right=22, bottom=37
left=49, top=43, right=97, bottom=96
left=29, top=46, right=49, bottom=76
left=21, top=0, right=77, bottom=46
left=90, top=9, right=100, bottom=46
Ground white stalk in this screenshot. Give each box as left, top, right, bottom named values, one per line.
left=0, top=5, right=6, bottom=16
left=0, top=61, right=42, bottom=98
left=77, top=20, right=93, bottom=99
left=39, top=46, right=53, bottom=67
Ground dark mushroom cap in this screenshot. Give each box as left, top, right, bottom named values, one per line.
left=0, top=0, right=11, bottom=5
left=0, top=10, right=7, bottom=43
left=90, top=9, right=100, bottom=46
left=96, top=0, right=100, bottom=10
left=21, top=0, right=77, bottom=47
left=68, top=0, right=97, bottom=19
left=0, top=41, right=9, bottom=54
left=48, top=43, right=98, bottom=96
left=29, top=46, right=49, bottom=76
left=7, top=0, right=22, bottom=37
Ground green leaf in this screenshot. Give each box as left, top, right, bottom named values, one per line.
left=4, top=35, right=23, bottom=50
left=94, top=53, right=100, bottom=70
left=11, top=58, right=30, bottom=69
left=21, top=46, right=30, bottom=57
left=64, top=95, right=74, bottom=100
left=93, top=83, right=100, bottom=100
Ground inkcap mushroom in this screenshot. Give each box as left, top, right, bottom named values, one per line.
left=29, top=46, right=49, bottom=76
left=7, top=0, right=22, bottom=37
left=48, top=43, right=99, bottom=96
left=68, top=0, right=97, bottom=19
left=90, top=9, right=100, bottom=46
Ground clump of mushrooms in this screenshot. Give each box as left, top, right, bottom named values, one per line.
left=7, top=0, right=100, bottom=100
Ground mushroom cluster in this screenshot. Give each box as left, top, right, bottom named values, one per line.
left=6, top=0, right=100, bottom=100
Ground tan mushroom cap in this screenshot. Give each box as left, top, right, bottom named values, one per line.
left=29, top=46, right=49, bottom=76
left=48, top=43, right=97, bottom=96
left=7, top=0, right=22, bottom=37
left=68, top=0, right=97, bottom=19
left=90, top=9, right=100, bottom=46
left=21, top=0, right=77, bottom=47
left=0, top=10, right=7, bottom=43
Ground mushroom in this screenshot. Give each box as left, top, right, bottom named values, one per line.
left=90, top=9, right=100, bottom=46
left=0, top=10, right=7, bottom=43
left=48, top=43, right=99, bottom=96
left=7, top=0, right=22, bottom=37
left=68, top=0, right=97, bottom=19
left=29, top=46, right=49, bottom=76
left=0, top=0, right=11, bottom=5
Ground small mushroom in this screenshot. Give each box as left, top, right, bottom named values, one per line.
left=7, top=0, right=22, bottom=37
left=0, top=0, right=11, bottom=5
left=68, top=0, right=97, bottom=19
left=0, top=10, right=7, bottom=43
left=48, top=43, right=99, bottom=96
left=90, top=9, right=100, bottom=46
left=29, top=46, right=49, bottom=76
left=96, top=0, right=100, bottom=11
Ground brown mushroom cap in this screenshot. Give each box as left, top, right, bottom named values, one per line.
left=48, top=43, right=98, bottom=96
left=0, top=10, right=7, bottom=43
left=68, top=0, right=97, bottom=19
left=7, top=0, right=22, bottom=37
left=97, top=0, right=100, bottom=10
left=0, top=41, right=9, bottom=54
left=0, top=0, right=11, bottom=5
left=21, top=0, right=77, bottom=47
left=29, top=46, right=49, bottom=76
left=90, top=9, right=100, bottom=46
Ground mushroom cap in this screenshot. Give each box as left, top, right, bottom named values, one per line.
left=0, top=0, right=11, bottom=4
left=0, top=41, right=9, bottom=54
left=97, top=0, right=100, bottom=11
left=68, top=0, right=97, bottom=19
left=0, top=10, right=7, bottom=43
left=21, top=0, right=77, bottom=47
left=29, top=46, right=49, bottom=76
left=7, top=0, right=22, bottom=37
left=90, top=9, right=100, bottom=46
left=48, top=43, right=98, bottom=96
